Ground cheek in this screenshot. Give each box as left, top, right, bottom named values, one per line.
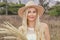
left=33, top=13, right=37, bottom=17
left=27, top=14, right=31, bottom=20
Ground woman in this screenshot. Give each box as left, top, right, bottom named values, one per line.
left=18, top=1, right=50, bottom=40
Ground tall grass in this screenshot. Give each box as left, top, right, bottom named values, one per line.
left=1, top=21, right=27, bottom=40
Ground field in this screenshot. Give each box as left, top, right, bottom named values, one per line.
left=0, top=14, right=60, bottom=40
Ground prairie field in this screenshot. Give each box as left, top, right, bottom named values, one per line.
left=0, top=14, right=60, bottom=40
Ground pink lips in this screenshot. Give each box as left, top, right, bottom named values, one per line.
left=30, top=17, right=34, bottom=18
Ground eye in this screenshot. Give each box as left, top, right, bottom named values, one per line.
left=33, top=11, right=36, bottom=13
left=28, top=11, right=31, bottom=13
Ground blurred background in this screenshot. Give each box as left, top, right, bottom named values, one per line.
left=0, top=0, right=60, bottom=40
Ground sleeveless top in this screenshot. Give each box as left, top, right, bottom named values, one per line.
left=26, top=27, right=36, bottom=40
left=19, top=25, right=45, bottom=40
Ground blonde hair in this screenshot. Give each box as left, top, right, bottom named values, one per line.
left=20, top=8, right=45, bottom=40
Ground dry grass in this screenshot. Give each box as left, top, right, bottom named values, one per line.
left=0, top=15, right=60, bottom=40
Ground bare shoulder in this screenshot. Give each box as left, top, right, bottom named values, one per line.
left=40, top=22, right=49, bottom=29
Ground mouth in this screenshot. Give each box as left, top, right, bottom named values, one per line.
left=30, top=17, right=34, bottom=19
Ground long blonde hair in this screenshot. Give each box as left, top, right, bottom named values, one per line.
left=20, top=8, right=45, bottom=40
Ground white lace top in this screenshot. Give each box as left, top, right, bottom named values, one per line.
left=26, top=27, right=36, bottom=40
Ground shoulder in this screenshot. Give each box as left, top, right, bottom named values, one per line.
left=40, top=22, right=48, bottom=27
left=40, top=22, right=49, bottom=30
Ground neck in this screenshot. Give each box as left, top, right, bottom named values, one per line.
left=27, top=20, right=36, bottom=28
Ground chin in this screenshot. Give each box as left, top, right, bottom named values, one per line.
left=29, top=19, right=35, bottom=21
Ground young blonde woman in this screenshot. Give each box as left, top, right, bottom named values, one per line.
left=18, top=1, right=50, bottom=40
left=1, top=1, right=50, bottom=40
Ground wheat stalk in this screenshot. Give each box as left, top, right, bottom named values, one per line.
left=1, top=21, right=27, bottom=40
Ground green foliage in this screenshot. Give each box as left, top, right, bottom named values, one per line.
left=8, top=4, right=25, bottom=15
left=0, top=9, right=6, bottom=15
left=0, top=2, right=6, bottom=7
left=48, top=9, right=58, bottom=16
left=8, top=4, right=25, bottom=8
left=48, top=5, right=60, bottom=16
left=0, top=3, right=25, bottom=15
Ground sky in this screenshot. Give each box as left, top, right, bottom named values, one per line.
left=8, top=0, right=40, bottom=4
left=55, top=0, right=60, bottom=1
left=21, top=0, right=39, bottom=4
left=20, top=0, right=60, bottom=4
left=2, top=0, right=60, bottom=7
left=7, top=0, right=60, bottom=4
left=19, top=0, right=59, bottom=7
left=7, top=0, right=19, bottom=3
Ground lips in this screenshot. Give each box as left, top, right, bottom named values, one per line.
left=30, top=17, right=34, bottom=18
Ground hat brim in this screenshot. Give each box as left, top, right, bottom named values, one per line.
left=18, top=5, right=45, bottom=18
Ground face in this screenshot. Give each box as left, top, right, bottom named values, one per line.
left=26, top=8, right=37, bottom=21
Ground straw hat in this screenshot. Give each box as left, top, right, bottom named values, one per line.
left=18, top=1, right=45, bottom=18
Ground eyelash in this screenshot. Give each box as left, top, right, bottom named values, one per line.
left=33, top=11, right=36, bottom=13
left=28, top=11, right=31, bottom=13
